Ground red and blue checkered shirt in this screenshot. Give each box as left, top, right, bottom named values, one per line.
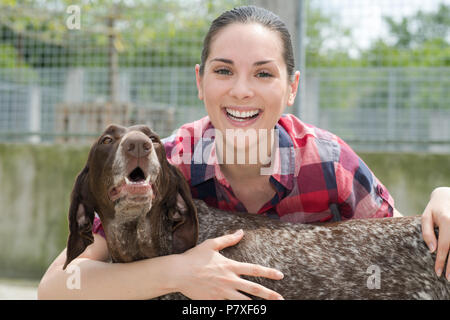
left=93, top=114, right=394, bottom=237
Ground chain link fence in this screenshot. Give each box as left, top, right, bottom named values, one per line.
left=0, top=0, right=449, bottom=152
left=302, top=0, right=450, bottom=152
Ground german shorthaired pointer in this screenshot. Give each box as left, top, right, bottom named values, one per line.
left=63, top=124, right=450, bottom=299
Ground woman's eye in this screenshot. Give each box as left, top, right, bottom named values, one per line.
left=256, top=71, right=273, bottom=78
left=101, top=137, right=113, bottom=145
left=214, top=68, right=232, bottom=75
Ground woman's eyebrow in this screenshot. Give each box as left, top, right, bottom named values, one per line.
left=254, top=60, right=275, bottom=66
left=210, top=58, right=275, bottom=66
left=210, top=58, right=233, bottom=64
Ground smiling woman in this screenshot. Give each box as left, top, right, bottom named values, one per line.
left=38, top=5, right=450, bottom=300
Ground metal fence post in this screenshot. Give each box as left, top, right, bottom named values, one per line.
left=295, top=0, right=306, bottom=119
left=28, top=85, right=41, bottom=144
left=387, top=69, right=396, bottom=142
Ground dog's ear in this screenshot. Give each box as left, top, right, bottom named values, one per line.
left=167, top=165, right=199, bottom=254
left=63, top=166, right=95, bottom=270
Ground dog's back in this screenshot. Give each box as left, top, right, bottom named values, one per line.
left=195, top=199, right=449, bottom=299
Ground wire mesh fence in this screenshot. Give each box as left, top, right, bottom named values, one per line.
left=0, top=0, right=449, bottom=152
left=305, top=67, right=450, bottom=152
left=302, top=0, right=450, bottom=152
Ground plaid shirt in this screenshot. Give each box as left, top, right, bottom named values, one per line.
left=93, top=114, right=394, bottom=237
left=162, top=114, right=394, bottom=223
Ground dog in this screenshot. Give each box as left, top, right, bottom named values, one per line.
left=63, top=124, right=450, bottom=299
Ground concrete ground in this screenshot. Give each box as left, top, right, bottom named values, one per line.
left=0, top=278, right=38, bottom=300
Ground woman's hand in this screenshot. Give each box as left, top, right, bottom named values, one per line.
left=173, top=229, right=285, bottom=300
left=421, top=187, right=450, bottom=281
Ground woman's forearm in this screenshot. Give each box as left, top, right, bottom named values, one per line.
left=38, top=254, right=180, bottom=300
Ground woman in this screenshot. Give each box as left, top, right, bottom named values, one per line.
left=38, top=6, right=450, bottom=300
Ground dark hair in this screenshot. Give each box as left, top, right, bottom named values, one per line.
left=199, top=5, right=295, bottom=81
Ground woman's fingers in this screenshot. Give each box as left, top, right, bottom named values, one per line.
left=230, top=261, right=284, bottom=300
left=186, top=231, right=284, bottom=300
left=233, top=261, right=284, bottom=280
left=421, top=206, right=437, bottom=253
left=223, top=289, right=252, bottom=300
left=446, top=250, right=450, bottom=281
left=435, top=228, right=450, bottom=278
left=234, top=278, right=284, bottom=300
left=206, top=230, right=284, bottom=279
left=206, top=229, right=245, bottom=251
left=421, top=188, right=450, bottom=279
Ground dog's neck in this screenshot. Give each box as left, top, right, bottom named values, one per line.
left=99, top=201, right=174, bottom=263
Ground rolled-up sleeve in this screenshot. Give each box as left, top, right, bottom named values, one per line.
left=92, top=214, right=106, bottom=239
left=335, top=141, right=394, bottom=220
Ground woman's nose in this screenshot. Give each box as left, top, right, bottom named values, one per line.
left=229, top=75, right=254, bottom=100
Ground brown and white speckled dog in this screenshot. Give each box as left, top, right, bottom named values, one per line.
left=63, top=124, right=450, bottom=300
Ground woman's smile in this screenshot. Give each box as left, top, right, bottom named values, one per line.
left=222, top=106, right=263, bottom=127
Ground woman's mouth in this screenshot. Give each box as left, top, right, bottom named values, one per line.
left=223, top=107, right=262, bottom=126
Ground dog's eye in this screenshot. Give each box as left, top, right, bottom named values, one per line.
left=150, top=136, right=158, bottom=143
left=101, top=136, right=113, bottom=145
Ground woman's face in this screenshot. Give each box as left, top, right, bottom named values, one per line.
left=196, top=22, right=299, bottom=137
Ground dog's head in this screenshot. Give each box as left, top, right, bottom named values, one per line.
left=63, top=124, right=198, bottom=269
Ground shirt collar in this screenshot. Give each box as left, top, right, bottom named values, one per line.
left=190, top=121, right=221, bottom=186
left=190, top=120, right=296, bottom=191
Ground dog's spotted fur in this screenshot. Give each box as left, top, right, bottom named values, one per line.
left=193, top=200, right=449, bottom=299
left=64, top=124, right=450, bottom=300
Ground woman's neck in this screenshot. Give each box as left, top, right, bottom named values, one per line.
left=215, top=132, right=275, bottom=181
left=220, top=162, right=264, bottom=181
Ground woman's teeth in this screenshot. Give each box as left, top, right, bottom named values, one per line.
left=226, top=108, right=260, bottom=121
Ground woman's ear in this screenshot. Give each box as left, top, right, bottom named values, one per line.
left=287, top=70, right=300, bottom=106
left=195, top=64, right=204, bottom=101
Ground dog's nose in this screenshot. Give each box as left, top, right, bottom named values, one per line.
left=123, top=132, right=152, bottom=158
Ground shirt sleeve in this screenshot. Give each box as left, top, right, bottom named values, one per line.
left=92, top=214, right=106, bottom=239
left=335, top=139, right=394, bottom=220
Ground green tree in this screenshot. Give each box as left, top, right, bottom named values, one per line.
left=356, top=4, right=449, bottom=113
left=0, top=0, right=244, bottom=68
left=305, top=2, right=356, bottom=67
left=361, top=4, right=450, bottom=67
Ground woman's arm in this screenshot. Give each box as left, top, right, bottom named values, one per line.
left=37, top=233, right=180, bottom=299
left=421, top=187, right=450, bottom=280
left=38, top=231, right=284, bottom=300
left=391, top=188, right=450, bottom=280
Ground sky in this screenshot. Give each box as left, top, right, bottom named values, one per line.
left=313, top=0, right=449, bottom=54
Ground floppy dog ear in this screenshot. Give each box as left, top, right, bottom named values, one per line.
left=63, top=166, right=95, bottom=270
left=167, top=165, right=199, bottom=254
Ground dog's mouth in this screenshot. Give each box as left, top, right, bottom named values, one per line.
left=108, top=166, right=155, bottom=203
left=127, top=166, right=147, bottom=183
